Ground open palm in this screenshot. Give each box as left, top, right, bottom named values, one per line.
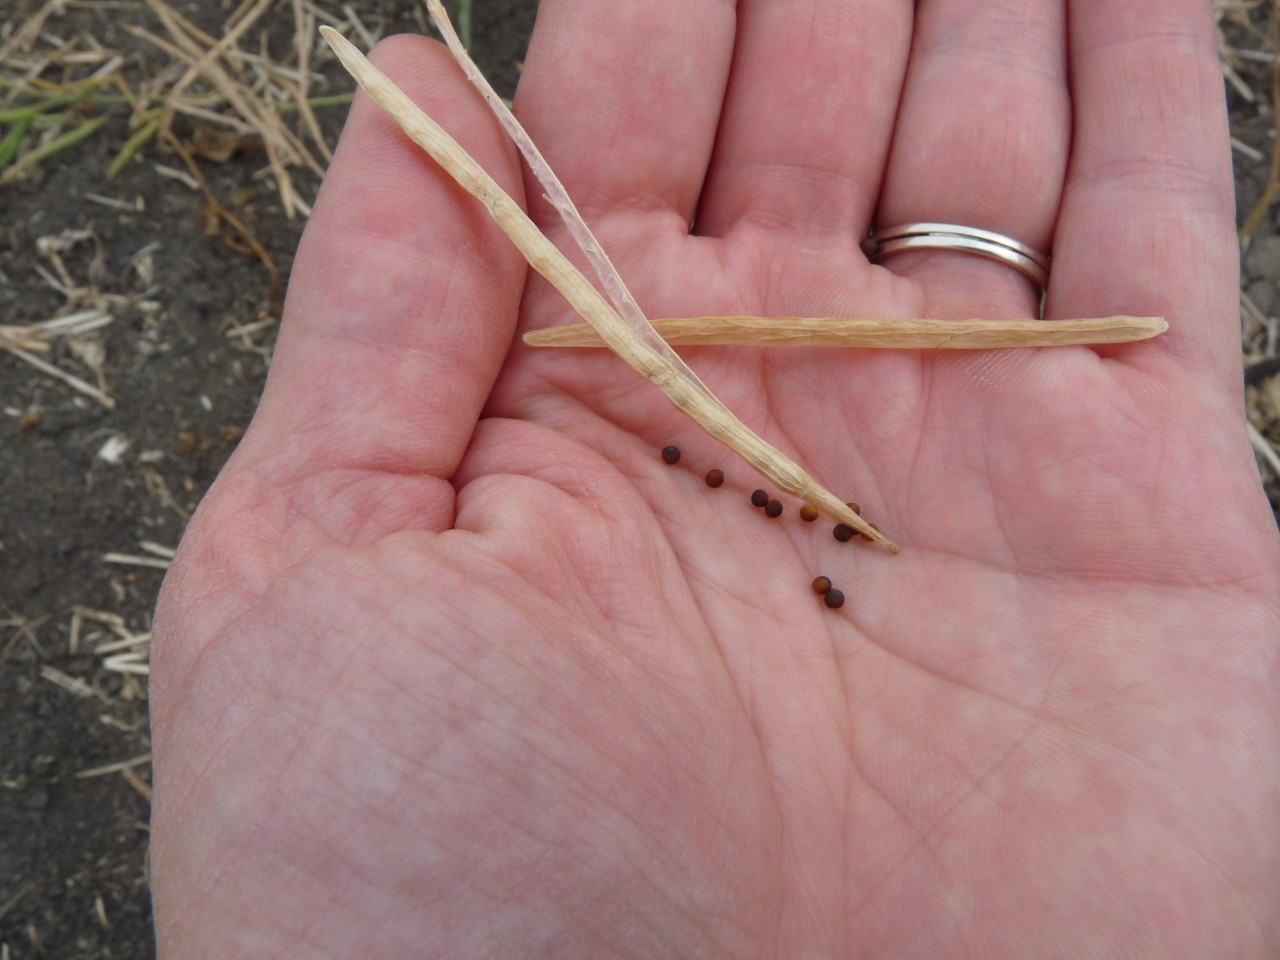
left=151, top=1, right=1280, bottom=956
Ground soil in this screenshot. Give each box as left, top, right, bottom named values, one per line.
left=0, top=3, right=1276, bottom=958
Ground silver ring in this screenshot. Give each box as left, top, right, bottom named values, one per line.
left=861, top=222, right=1050, bottom=289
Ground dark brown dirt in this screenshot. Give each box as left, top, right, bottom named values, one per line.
left=1, top=3, right=1276, bottom=958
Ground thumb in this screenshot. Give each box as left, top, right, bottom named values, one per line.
left=234, top=33, right=527, bottom=543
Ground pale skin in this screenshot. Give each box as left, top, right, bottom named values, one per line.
left=150, top=0, right=1280, bottom=956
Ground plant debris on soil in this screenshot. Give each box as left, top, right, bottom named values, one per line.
left=1, top=1, right=1276, bottom=957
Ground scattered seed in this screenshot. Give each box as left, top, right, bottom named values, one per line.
left=812, top=576, right=831, bottom=595
left=860, top=521, right=880, bottom=543
left=833, top=523, right=855, bottom=542
left=846, top=501, right=861, bottom=515
left=705, top=468, right=725, bottom=488
left=824, top=588, right=845, bottom=609
left=800, top=504, right=819, bottom=522
left=764, top=499, right=783, bottom=518
left=661, top=445, right=681, bottom=465
left=751, top=489, right=769, bottom=508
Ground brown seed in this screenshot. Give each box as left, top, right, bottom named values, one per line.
left=799, top=504, right=819, bottom=522
left=661, top=445, right=681, bottom=465
left=824, top=588, right=845, bottom=609
left=833, top=523, right=855, bottom=542
left=751, top=489, right=769, bottom=508
left=860, top=521, right=879, bottom=542
left=705, top=468, right=725, bottom=488
left=764, top=499, right=783, bottom=518
left=846, top=501, right=861, bottom=515
left=811, top=576, right=832, bottom=595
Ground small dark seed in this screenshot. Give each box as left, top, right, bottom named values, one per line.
left=704, top=468, right=725, bottom=488
left=860, top=521, right=880, bottom=543
left=845, top=501, right=861, bottom=515
left=833, top=523, right=855, bottom=542
left=661, top=445, right=681, bottom=465
left=800, top=504, right=819, bottom=522
left=824, top=588, right=846, bottom=609
left=751, top=489, right=769, bottom=508
left=764, top=499, right=783, bottom=518
left=811, top=576, right=832, bottom=595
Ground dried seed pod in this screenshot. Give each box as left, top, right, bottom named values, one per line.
left=824, top=588, right=845, bottom=609
left=800, top=504, right=819, bottom=522
left=524, top=315, right=1170, bottom=350
left=705, top=468, right=725, bottom=488
left=661, top=445, right=681, bottom=465
left=322, top=23, right=901, bottom=555
left=751, top=489, right=769, bottom=508
left=811, top=576, right=832, bottom=595
left=833, top=523, right=855, bottom=542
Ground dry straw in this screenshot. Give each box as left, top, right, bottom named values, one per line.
left=525, top=315, right=1167, bottom=349
left=321, top=7, right=1171, bottom=555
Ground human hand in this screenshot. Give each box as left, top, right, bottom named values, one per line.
left=151, top=1, right=1280, bottom=956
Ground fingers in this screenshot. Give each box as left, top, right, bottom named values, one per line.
left=241, top=35, right=527, bottom=530
left=695, top=0, right=913, bottom=241
left=873, top=0, right=1070, bottom=318
left=1048, top=0, right=1237, bottom=382
left=515, top=0, right=737, bottom=228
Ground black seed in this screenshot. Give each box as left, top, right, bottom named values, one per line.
left=764, top=499, right=783, bottom=518
left=833, top=523, right=855, bottom=542
left=811, top=576, right=832, bottom=595
left=705, top=468, right=725, bottom=488
left=661, top=445, right=681, bottom=465
left=824, top=588, right=846, bottom=609
left=750, top=489, right=769, bottom=508
left=800, top=504, right=819, bottom=522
